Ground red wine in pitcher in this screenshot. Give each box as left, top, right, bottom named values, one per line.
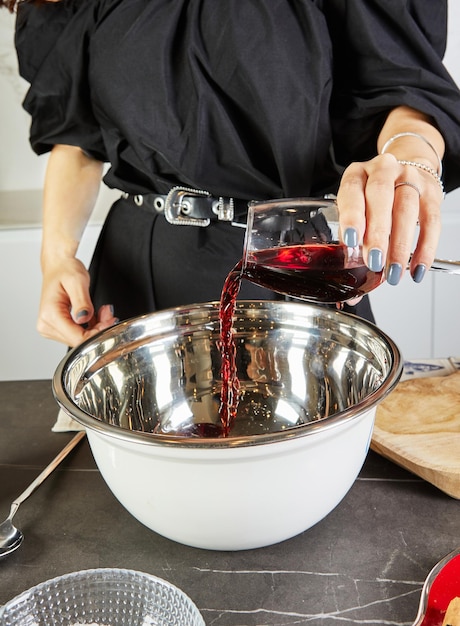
left=244, top=243, right=384, bottom=303
left=218, top=242, right=384, bottom=432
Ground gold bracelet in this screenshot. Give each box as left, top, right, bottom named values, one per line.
left=381, top=131, right=443, bottom=176
left=397, top=159, right=445, bottom=197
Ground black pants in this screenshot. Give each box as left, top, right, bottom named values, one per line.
left=89, top=196, right=375, bottom=323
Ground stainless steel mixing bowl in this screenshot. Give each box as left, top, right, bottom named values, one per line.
left=54, top=301, right=402, bottom=550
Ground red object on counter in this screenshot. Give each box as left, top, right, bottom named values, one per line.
left=419, top=552, right=460, bottom=626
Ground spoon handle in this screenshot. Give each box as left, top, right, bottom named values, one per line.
left=9, top=431, right=86, bottom=519
left=429, top=258, right=460, bottom=274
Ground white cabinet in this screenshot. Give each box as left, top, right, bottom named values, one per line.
left=0, top=188, right=117, bottom=382
left=0, top=220, right=102, bottom=381
left=370, top=188, right=460, bottom=360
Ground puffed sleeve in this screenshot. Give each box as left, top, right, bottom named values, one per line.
left=324, top=0, right=460, bottom=192
left=15, top=0, right=107, bottom=161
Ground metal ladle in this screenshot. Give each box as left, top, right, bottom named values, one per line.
left=0, top=431, right=85, bottom=559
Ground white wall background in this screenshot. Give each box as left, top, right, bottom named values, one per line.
left=0, top=10, right=47, bottom=189
left=0, top=3, right=460, bottom=381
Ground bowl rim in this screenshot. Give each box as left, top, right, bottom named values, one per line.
left=52, top=300, right=403, bottom=449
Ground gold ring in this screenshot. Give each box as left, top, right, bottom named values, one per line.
left=394, top=181, right=421, bottom=198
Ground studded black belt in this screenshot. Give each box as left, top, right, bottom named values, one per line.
left=121, top=186, right=249, bottom=227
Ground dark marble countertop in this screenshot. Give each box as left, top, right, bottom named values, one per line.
left=0, top=379, right=458, bottom=625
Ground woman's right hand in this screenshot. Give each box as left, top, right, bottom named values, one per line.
left=37, top=144, right=111, bottom=346
left=37, top=256, right=118, bottom=347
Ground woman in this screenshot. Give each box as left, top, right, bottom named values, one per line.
left=4, top=0, right=460, bottom=346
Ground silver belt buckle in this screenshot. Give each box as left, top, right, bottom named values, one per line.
left=164, top=186, right=212, bottom=227
left=214, top=196, right=235, bottom=222
left=164, top=186, right=237, bottom=226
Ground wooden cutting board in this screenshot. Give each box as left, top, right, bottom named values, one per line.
left=371, top=369, right=460, bottom=499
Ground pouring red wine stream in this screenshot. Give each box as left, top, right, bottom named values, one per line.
left=217, top=241, right=384, bottom=432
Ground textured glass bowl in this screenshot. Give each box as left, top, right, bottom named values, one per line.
left=0, top=568, right=204, bottom=626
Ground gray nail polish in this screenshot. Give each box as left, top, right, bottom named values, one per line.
left=387, top=263, right=403, bottom=286
left=76, top=309, right=89, bottom=319
left=368, top=248, right=383, bottom=272
left=343, top=227, right=358, bottom=248
left=412, top=264, right=427, bottom=284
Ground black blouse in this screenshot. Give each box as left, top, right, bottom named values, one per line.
left=15, top=0, right=460, bottom=198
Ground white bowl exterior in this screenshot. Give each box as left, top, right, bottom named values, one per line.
left=86, top=406, right=375, bottom=550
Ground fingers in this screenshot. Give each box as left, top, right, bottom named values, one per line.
left=38, top=301, right=118, bottom=347
left=338, top=156, right=395, bottom=271
left=407, top=181, right=442, bottom=282
left=384, top=177, right=420, bottom=285
left=37, top=299, right=89, bottom=347
left=37, top=259, right=90, bottom=345
left=96, top=303, right=118, bottom=325
left=337, top=153, right=444, bottom=286
left=85, top=304, right=119, bottom=336
left=37, top=258, right=118, bottom=347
